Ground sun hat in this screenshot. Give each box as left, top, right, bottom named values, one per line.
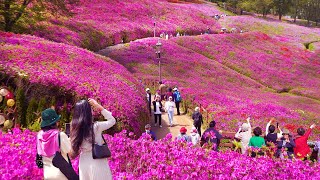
left=40, top=108, right=61, bottom=128
left=282, top=129, right=290, bottom=135
left=180, top=127, right=187, bottom=133
left=241, top=123, right=250, bottom=131
left=195, top=107, right=200, bottom=112
left=173, top=87, right=177, bottom=91
left=146, top=88, right=150, bottom=92
left=145, top=124, right=151, bottom=129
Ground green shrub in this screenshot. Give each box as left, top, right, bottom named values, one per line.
left=28, top=119, right=41, bottom=132
left=37, top=97, right=47, bottom=113
left=26, top=98, right=38, bottom=126
left=15, top=88, right=27, bottom=126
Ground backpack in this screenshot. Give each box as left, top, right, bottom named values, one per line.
left=175, top=91, right=182, bottom=102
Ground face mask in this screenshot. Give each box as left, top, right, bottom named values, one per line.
left=146, top=130, right=150, bottom=133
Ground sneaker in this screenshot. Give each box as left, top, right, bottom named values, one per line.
left=160, top=125, right=162, bottom=128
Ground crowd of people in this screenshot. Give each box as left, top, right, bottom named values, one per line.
left=35, top=82, right=318, bottom=180
left=144, top=83, right=318, bottom=161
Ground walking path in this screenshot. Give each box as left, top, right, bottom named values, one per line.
left=149, top=96, right=195, bottom=140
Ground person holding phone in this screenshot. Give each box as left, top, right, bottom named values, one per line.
left=70, top=98, right=116, bottom=180
left=265, top=118, right=283, bottom=145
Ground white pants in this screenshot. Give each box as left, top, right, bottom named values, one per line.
left=168, top=111, right=174, bottom=125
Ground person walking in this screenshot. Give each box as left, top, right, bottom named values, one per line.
left=190, top=127, right=200, bottom=145
left=192, top=107, right=203, bottom=136
left=36, top=108, right=71, bottom=180
left=201, top=121, right=222, bottom=151
left=153, top=95, right=163, bottom=127
left=142, top=124, right=157, bottom=140
left=165, top=96, right=175, bottom=127
left=173, top=87, right=182, bottom=115
left=159, top=81, right=167, bottom=101
left=70, top=98, right=116, bottom=180
left=276, top=129, right=296, bottom=159
left=294, top=124, right=316, bottom=160
left=235, top=117, right=252, bottom=154
left=146, top=88, right=152, bottom=115
left=176, top=127, right=192, bottom=142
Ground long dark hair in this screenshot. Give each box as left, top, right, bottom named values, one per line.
left=70, top=100, right=93, bottom=159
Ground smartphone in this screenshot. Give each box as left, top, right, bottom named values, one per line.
left=65, top=123, right=70, bottom=137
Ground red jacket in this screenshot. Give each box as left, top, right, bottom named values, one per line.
left=294, top=128, right=312, bottom=159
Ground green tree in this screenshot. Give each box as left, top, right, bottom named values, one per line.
left=26, top=98, right=38, bottom=126
left=0, top=0, right=78, bottom=32
left=15, top=88, right=26, bottom=126
left=37, top=97, right=47, bottom=113
left=273, top=0, right=293, bottom=20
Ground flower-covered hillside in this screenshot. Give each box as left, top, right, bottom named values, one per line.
left=174, top=32, right=320, bottom=100
left=1, top=129, right=320, bottom=179
left=221, top=16, right=320, bottom=45
left=32, top=0, right=222, bottom=51
left=100, top=32, right=320, bottom=139
left=0, top=32, right=148, bottom=134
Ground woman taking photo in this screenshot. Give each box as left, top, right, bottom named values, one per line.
left=70, top=98, right=116, bottom=180
left=36, top=108, right=71, bottom=180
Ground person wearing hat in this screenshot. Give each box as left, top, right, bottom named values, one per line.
left=165, top=96, right=175, bottom=127
left=294, top=124, right=316, bottom=160
left=176, top=127, right=191, bottom=142
left=192, top=107, right=203, bottom=136
left=235, top=117, right=252, bottom=154
left=200, top=120, right=222, bottom=151
left=146, top=88, right=152, bottom=115
left=276, top=129, right=296, bottom=159
left=142, top=124, right=157, bottom=140
left=36, top=108, right=71, bottom=180
left=173, top=87, right=182, bottom=115
left=190, top=127, right=200, bottom=145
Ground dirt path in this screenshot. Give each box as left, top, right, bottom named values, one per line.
left=149, top=96, right=195, bottom=140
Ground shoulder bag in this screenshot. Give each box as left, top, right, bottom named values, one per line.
left=52, top=133, right=79, bottom=180
left=92, top=123, right=111, bottom=159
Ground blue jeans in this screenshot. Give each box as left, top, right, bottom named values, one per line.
left=168, top=111, right=174, bottom=125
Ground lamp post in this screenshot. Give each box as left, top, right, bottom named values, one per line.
left=155, top=39, right=162, bottom=82
left=152, top=16, right=156, bottom=37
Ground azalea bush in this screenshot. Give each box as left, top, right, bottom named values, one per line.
left=1, top=129, right=320, bottom=179
left=103, top=32, right=320, bottom=139
left=221, top=16, right=320, bottom=45
left=30, top=0, right=222, bottom=51
left=0, top=32, right=148, bottom=134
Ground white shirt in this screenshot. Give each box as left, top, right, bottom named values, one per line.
left=154, top=102, right=161, bottom=114
left=165, top=101, right=175, bottom=112
left=191, top=133, right=200, bottom=145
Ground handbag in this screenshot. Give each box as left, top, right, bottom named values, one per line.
left=52, top=133, right=79, bottom=180
left=92, top=123, right=111, bottom=159
left=35, top=150, right=43, bottom=168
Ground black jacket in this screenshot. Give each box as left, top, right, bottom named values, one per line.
left=152, top=101, right=163, bottom=112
